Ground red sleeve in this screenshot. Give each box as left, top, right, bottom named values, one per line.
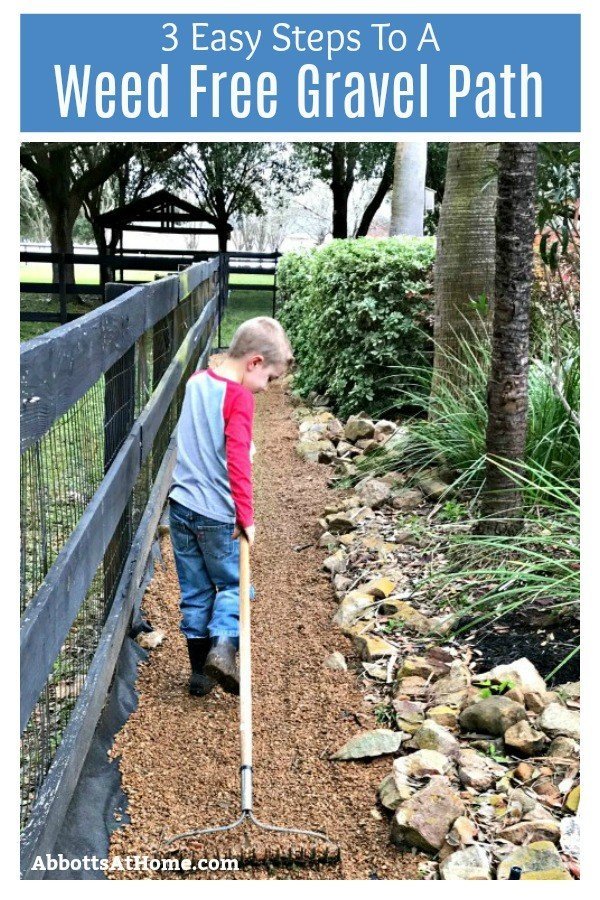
left=223, top=386, right=255, bottom=528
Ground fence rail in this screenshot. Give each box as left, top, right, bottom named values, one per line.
left=20, top=256, right=223, bottom=876
left=20, top=249, right=280, bottom=326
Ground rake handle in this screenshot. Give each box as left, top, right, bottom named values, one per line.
left=238, top=534, right=253, bottom=811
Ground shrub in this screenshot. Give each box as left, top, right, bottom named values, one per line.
left=278, top=238, right=435, bottom=418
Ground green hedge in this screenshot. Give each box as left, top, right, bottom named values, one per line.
left=278, top=237, right=435, bottom=418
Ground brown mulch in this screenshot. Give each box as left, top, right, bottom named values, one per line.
left=107, top=383, right=422, bottom=880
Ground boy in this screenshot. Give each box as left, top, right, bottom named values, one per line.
left=168, top=317, right=293, bottom=697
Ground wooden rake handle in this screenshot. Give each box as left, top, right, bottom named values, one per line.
left=238, top=535, right=254, bottom=809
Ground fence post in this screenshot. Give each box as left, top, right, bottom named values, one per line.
left=58, top=253, right=67, bottom=325
left=272, top=251, right=280, bottom=318
left=103, top=283, right=136, bottom=614
left=217, top=251, right=229, bottom=349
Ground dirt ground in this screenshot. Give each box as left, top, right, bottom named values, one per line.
left=107, top=382, right=422, bottom=880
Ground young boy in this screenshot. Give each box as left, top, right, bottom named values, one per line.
left=169, top=317, right=293, bottom=697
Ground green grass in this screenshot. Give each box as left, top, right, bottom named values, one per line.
left=21, top=267, right=277, bottom=343
left=20, top=262, right=169, bottom=284
left=216, top=288, right=276, bottom=348
left=427, top=459, right=580, bottom=633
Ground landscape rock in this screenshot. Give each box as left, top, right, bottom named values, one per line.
left=412, top=721, right=460, bottom=757
left=415, top=473, right=450, bottom=501
left=332, top=591, right=374, bottom=628
left=318, top=531, right=338, bottom=550
left=136, top=629, right=165, bottom=650
left=322, top=549, right=347, bottom=575
left=398, top=655, right=447, bottom=681
left=331, top=728, right=405, bottom=761
left=430, top=663, right=473, bottom=708
left=394, top=675, right=430, bottom=700
left=427, top=706, right=459, bottom=729
left=296, top=439, right=335, bottom=462
left=336, top=440, right=360, bottom=458
left=355, top=438, right=379, bottom=453
left=373, top=419, right=397, bottom=439
left=459, top=696, right=528, bottom=736
left=325, top=513, right=357, bottom=534
left=505, top=686, right=525, bottom=704
left=393, top=699, right=426, bottom=734
left=474, top=657, right=547, bottom=695
left=457, top=749, right=506, bottom=791
left=560, top=816, right=580, bottom=861
left=523, top=689, right=557, bottom=713
left=355, top=477, right=392, bottom=509
left=391, top=776, right=464, bottom=852
left=496, top=841, right=572, bottom=880
left=385, top=601, right=432, bottom=635
left=332, top=574, right=351, bottom=595
left=537, top=703, right=580, bottom=740
left=362, top=576, right=396, bottom=598
left=564, top=785, right=580, bottom=813
left=325, top=418, right=344, bottom=441
left=384, top=426, right=411, bottom=454
left=392, top=488, right=423, bottom=510
left=447, top=815, right=478, bottom=847
left=324, top=651, right=347, bottom=672
left=514, top=761, right=534, bottom=782
left=378, top=774, right=403, bottom=811
left=343, top=416, right=375, bottom=442
left=439, top=845, right=491, bottom=880
left=393, top=749, right=454, bottom=786
left=504, top=720, right=548, bottom=756
left=498, top=819, right=561, bottom=845
left=353, top=633, right=396, bottom=662
left=556, top=681, right=580, bottom=701
left=547, top=736, right=579, bottom=760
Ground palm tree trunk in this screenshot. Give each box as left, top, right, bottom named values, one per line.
left=389, top=142, right=427, bottom=237
left=432, top=143, right=499, bottom=391
left=479, top=142, right=538, bottom=534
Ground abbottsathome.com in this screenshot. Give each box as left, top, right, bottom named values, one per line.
left=31, top=854, right=239, bottom=873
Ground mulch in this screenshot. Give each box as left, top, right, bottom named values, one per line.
left=107, top=382, right=422, bottom=880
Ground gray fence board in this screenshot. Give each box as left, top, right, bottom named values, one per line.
left=20, top=276, right=179, bottom=452
left=20, top=293, right=218, bottom=732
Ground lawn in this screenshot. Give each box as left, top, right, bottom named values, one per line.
left=20, top=267, right=277, bottom=344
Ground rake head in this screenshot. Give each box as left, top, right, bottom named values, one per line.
left=165, top=810, right=341, bottom=870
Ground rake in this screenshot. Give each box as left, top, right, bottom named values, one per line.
left=165, top=534, right=340, bottom=869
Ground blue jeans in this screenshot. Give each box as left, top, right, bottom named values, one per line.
left=169, top=499, right=254, bottom=639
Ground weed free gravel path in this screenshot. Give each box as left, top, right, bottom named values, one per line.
left=108, top=383, right=420, bottom=880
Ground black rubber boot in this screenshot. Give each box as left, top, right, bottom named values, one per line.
left=203, top=637, right=239, bottom=695
left=186, top=638, right=215, bottom=697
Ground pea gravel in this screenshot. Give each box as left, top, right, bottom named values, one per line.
left=107, top=382, right=421, bottom=880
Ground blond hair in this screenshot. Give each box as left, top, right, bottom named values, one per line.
left=228, top=317, right=294, bottom=368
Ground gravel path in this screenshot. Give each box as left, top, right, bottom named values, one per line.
left=108, top=383, right=420, bottom=880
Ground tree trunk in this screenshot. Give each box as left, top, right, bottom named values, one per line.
left=217, top=224, right=229, bottom=252
left=330, top=143, right=354, bottom=239
left=432, top=143, right=499, bottom=390
left=355, top=147, right=395, bottom=237
left=479, top=143, right=538, bottom=534
left=389, top=141, right=427, bottom=237
left=46, top=199, right=79, bottom=285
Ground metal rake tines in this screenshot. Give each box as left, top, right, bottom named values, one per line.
left=164, top=810, right=340, bottom=867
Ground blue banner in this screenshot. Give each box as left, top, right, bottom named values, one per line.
left=21, top=14, right=580, bottom=132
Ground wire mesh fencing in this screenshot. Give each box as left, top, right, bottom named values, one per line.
left=20, top=261, right=220, bottom=830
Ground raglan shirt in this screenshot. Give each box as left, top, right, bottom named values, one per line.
left=169, top=368, right=255, bottom=528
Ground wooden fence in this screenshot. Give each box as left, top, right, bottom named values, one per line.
left=20, top=256, right=223, bottom=877
left=20, top=249, right=280, bottom=327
